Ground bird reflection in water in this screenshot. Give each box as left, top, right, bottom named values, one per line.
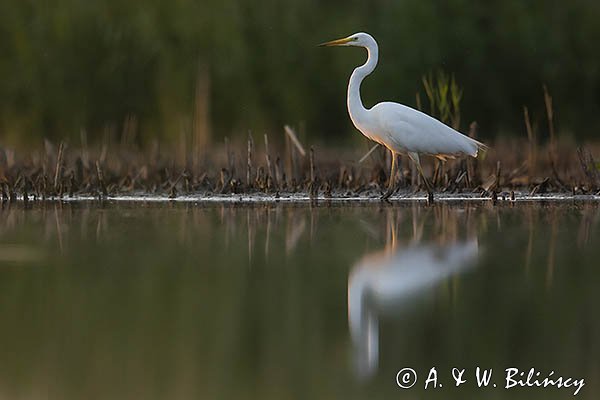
left=348, top=208, right=480, bottom=379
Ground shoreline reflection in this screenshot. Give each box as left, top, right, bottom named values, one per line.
left=348, top=208, right=480, bottom=379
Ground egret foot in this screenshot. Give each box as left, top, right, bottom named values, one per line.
left=381, top=150, right=398, bottom=201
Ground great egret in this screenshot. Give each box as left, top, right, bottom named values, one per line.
left=320, top=32, right=487, bottom=200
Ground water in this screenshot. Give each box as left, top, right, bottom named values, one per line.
left=0, top=201, right=598, bottom=399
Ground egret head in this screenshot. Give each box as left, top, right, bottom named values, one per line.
left=318, top=32, right=376, bottom=48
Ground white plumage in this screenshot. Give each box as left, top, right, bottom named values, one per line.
left=370, top=102, right=481, bottom=157
left=348, top=240, right=479, bottom=378
left=320, top=32, right=487, bottom=199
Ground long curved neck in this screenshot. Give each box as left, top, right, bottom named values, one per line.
left=348, top=42, right=378, bottom=124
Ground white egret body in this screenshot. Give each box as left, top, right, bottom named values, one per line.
left=320, top=32, right=487, bottom=199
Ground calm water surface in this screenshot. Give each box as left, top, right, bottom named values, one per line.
left=0, top=201, right=598, bottom=399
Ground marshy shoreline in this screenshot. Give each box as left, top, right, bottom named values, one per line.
left=1, top=131, right=600, bottom=203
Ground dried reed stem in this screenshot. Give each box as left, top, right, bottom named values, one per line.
left=264, top=133, right=273, bottom=189
left=359, top=143, right=380, bottom=164
left=192, top=64, right=211, bottom=171
left=543, top=85, right=555, bottom=155
left=284, top=125, right=306, bottom=157
left=523, top=106, right=536, bottom=180
left=309, top=146, right=315, bottom=183
left=247, top=132, right=253, bottom=187
left=95, top=161, right=107, bottom=196
left=54, top=142, right=64, bottom=193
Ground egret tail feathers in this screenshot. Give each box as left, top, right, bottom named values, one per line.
left=471, top=138, right=489, bottom=158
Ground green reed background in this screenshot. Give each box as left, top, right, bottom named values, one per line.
left=1, top=0, right=599, bottom=145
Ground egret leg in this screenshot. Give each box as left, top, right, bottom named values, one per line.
left=408, top=152, right=434, bottom=202
left=381, top=151, right=397, bottom=200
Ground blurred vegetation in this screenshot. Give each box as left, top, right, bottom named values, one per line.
left=1, top=0, right=600, bottom=146
left=421, top=71, right=463, bottom=129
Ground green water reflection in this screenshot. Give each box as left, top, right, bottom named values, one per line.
left=0, top=201, right=598, bottom=399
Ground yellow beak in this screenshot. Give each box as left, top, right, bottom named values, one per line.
left=318, top=36, right=353, bottom=47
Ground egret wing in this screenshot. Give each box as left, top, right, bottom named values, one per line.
left=373, top=102, right=481, bottom=157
